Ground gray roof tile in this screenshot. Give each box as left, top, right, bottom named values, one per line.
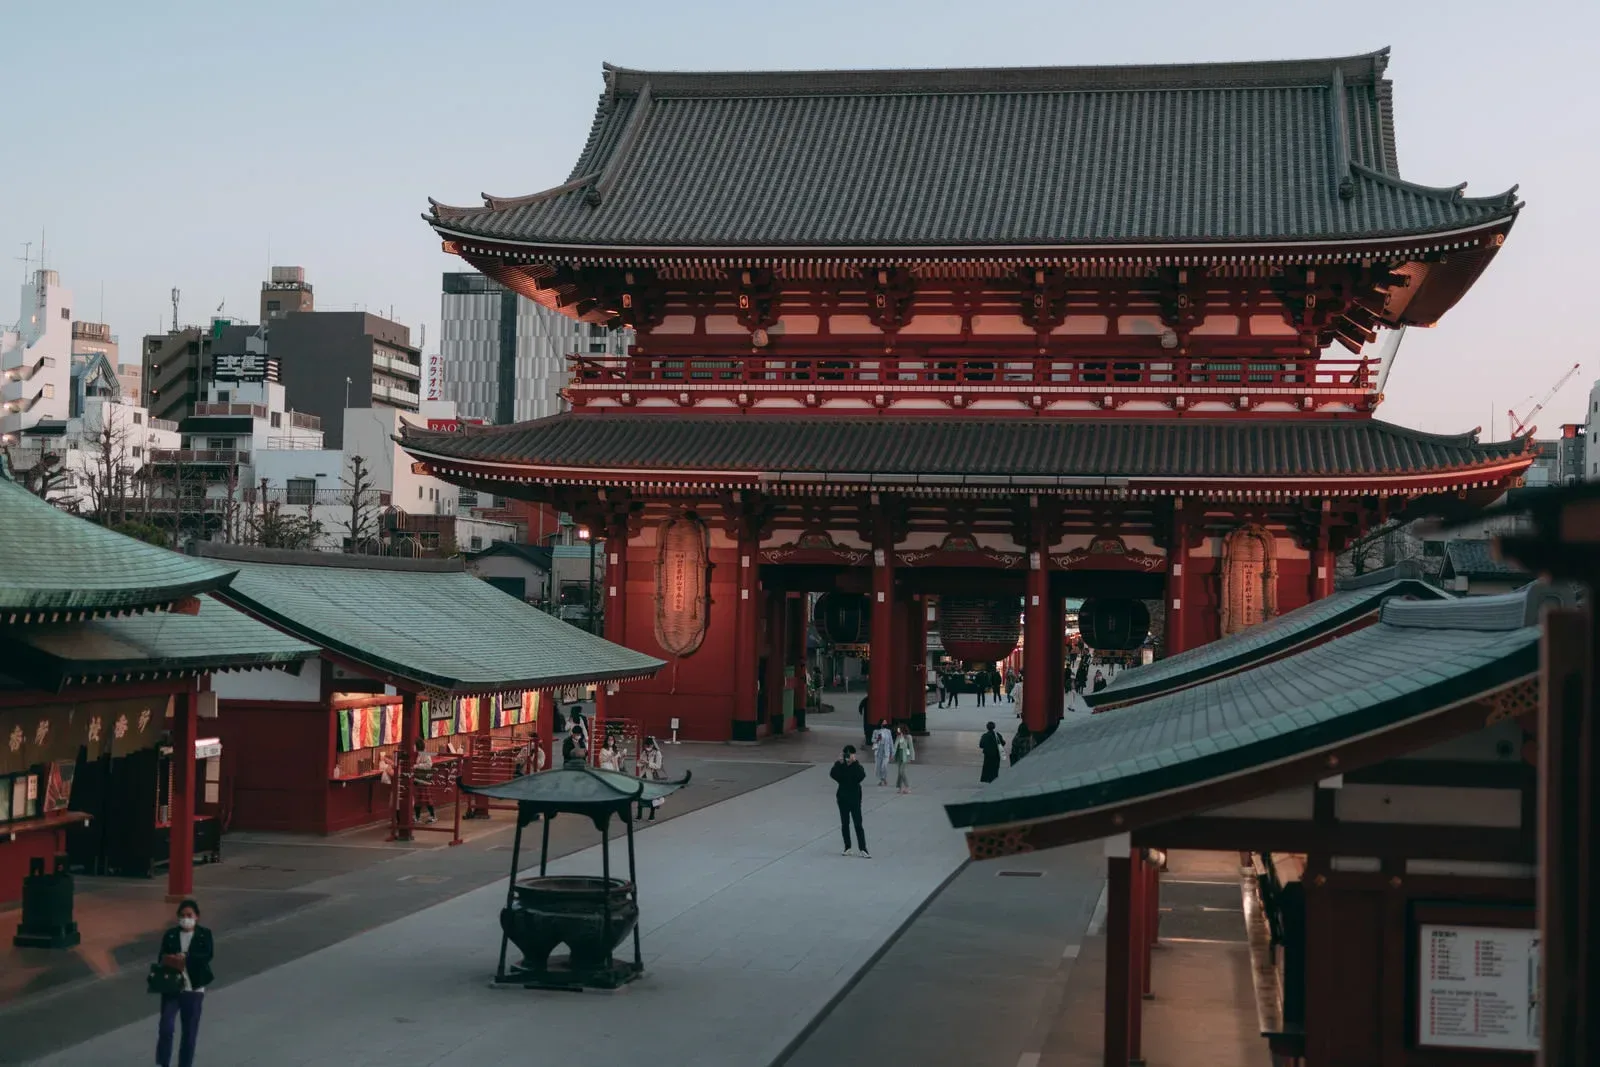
left=430, top=51, right=1518, bottom=250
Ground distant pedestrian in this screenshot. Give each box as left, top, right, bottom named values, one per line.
left=990, top=666, right=1004, bottom=704
left=936, top=673, right=948, bottom=709
left=1010, top=677, right=1024, bottom=717
left=871, top=720, right=893, bottom=786
left=859, top=696, right=874, bottom=745
left=412, top=739, right=436, bottom=824
left=598, top=736, right=620, bottom=772
left=893, top=726, right=916, bottom=794
left=561, top=725, right=588, bottom=764
left=947, top=674, right=961, bottom=708
left=979, top=721, right=1005, bottom=783
left=1010, top=720, right=1033, bottom=766
left=636, top=736, right=664, bottom=821
left=830, top=745, right=869, bottom=857
left=153, top=898, right=212, bottom=1067
left=975, top=672, right=987, bottom=708
left=1074, top=658, right=1090, bottom=696
left=1093, top=670, right=1107, bottom=694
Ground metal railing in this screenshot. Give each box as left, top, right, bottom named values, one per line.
left=148, top=417, right=179, bottom=432
left=290, top=410, right=321, bottom=430
left=372, top=382, right=420, bottom=407
left=569, top=354, right=1376, bottom=392
left=193, top=401, right=269, bottom=418
left=148, top=448, right=251, bottom=466
left=372, top=351, right=422, bottom=378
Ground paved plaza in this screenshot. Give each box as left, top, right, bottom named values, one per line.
left=26, top=707, right=992, bottom=1067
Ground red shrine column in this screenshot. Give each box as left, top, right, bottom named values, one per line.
left=1103, top=837, right=1134, bottom=1067
left=869, top=507, right=898, bottom=733
left=1022, top=513, right=1051, bottom=736
left=908, top=596, right=929, bottom=734
left=731, top=526, right=761, bottom=742
left=1311, top=500, right=1335, bottom=601
left=596, top=520, right=630, bottom=732
left=1166, top=500, right=1191, bottom=656
left=764, top=591, right=789, bottom=736
left=1046, top=586, right=1066, bottom=728
left=166, top=681, right=199, bottom=899
left=394, top=690, right=420, bottom=841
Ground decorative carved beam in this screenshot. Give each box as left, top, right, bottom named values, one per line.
left=863, top=268, right=917, bottom=333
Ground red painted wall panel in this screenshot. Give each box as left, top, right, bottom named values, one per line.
left=216, top=703, right=335, bottom=835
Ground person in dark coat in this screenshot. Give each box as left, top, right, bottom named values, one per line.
left=155, top=898, right=213, bottom=1067
left=1092, top=669, right=1108, bottom=694
left=1074, top=657, right=1090, bottom=696
left=978, top=721, right=1005, bottom=783
left=830, top=745, right=869, bottom=857
left=1009, top=721, right=1033, bottom=766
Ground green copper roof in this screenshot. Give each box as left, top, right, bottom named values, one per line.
left=200, top=546, right=665, bottom=693
left=0, top=475, right=235, bottom=620
left=947, top=589, right=1544, bottom=831
left=0, top=595, right=317, bottom=690
left=1087, top=565, right=1451, bottom=709
left=464, top=761, right=690, bottom=814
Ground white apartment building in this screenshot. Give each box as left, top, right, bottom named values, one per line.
left=437, top=271, right=631, bottom=425
left=1587, top=378, right=1600, bottom=480
left=1, top=269, right=74, bottom=439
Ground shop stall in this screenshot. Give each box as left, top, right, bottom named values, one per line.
left=197, top=545, right=665, bottom=841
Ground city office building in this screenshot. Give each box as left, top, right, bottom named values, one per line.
left=260, top=265, right=314, bottom=322
left=268, top=310, right=421, bottom=448
left=0, top=269, right=73, bottom=438
left=437, top=271, right=631, bottom=425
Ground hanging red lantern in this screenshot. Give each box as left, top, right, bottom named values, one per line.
left=939, top=596, right=1020, bottom=662
left=1078, top=598, right=1151, bottom=651
left=654, top=514, right=710, bottom=656
left=813, top=593, right=870, bottom=645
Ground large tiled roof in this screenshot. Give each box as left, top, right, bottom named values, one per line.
left=402, top=414, right=1532, bottom=485
left=1087, top=564, right=1450, bottom=708
left=199, top=547, right=664, bottom=693
left=428, top=50, right=1518, bottom=251
left=0, top=474, right=235, bottom=620
left=946, top=588, right=1546, bottom=831
left=1442, top=539, right=1531, bottom=581
left=0, top=595, right=317, bottom=688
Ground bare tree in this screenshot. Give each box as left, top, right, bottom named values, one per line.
left=5, top=445, right=76, bottom=507
left=339, top=454, right=379, bottom=552
left=81, top=407, right=134, bottom=527
left=248, top=479, right=323, bottom=550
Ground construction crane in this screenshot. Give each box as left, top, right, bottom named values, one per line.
left=1508, top=362, right=1582, bottom=438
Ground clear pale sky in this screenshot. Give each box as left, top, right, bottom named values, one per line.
left=4, top=0, right=1595, bottom=436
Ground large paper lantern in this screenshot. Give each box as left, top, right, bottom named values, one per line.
left=1078, top=598, right=1150, bottom=651
left=654, top=515, right=710, bottom=656
left=813, top=593, right=870, bottom=645
left=939, top=596, right=1020, bottom=662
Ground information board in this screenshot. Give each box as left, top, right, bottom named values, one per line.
left=1418, top=924, right=1539, bottom=1052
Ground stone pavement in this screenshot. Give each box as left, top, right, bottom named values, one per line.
left=35, top=735, right=978, bottom=1067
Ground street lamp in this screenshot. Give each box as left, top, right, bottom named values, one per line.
left=577, top=526, right=596, bottom=633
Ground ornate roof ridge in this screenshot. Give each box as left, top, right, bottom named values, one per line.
left=1349, top=161, right=1521, bottom=211
left=598, top=49, right=1393, bottom=98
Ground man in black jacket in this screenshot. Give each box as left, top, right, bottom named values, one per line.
left=829, top=745, right=870, bottom=858
left=155, top=898, right=213, bottom=1067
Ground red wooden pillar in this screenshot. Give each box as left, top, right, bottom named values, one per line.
left=1129, top=849, right=1147, bottom=1065
left=1046, top=587, right=1066, bottom=727
left=1312, top=501, right=1335, bottom=601
left=908, top=596, right=929, bottom=734
left=764, top=589, right=788, bottom=735
left=166, top=683, right=198, bottom=900
left=604, top=524, right=629, bottom=647
left=732, top=527, right=761, bottom=742
left=869, top=515, right=897, bottom=732
left=1166, top=500, right=1190, bottom=656
left=1142, top=856, right=1159, bottom=996
left=1104, top=844, right=1134, bottom=1067
left=394, top=690, right=419, bottom=841
left=1022, top=560, right=1050, bottom=734
left=536, top=688, right=554, bottom=768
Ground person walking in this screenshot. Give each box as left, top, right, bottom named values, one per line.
left=830, top=746, right=869, bottom=857
left=893, top=726, right=916, bottom=794
left=979, top=721, right=1005, bottom=783
left=1010, top=676, right=1024, bottom=717
left=636, top=736, right=665, bottom=821
left=990, top=666, right=1004, bottom=705
left=871, top=719, right=894, bottom=787
left=1074, top=656, right=1090, bottom=697
left=975, top=670, right=986, bottom=708
left=153, top=898, right=212, bottom=1067
left=411, top=739, right=436, bottom=825
left=935, top=672, right=947, bottom=709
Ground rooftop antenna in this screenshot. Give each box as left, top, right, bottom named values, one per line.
left=15, top=242, right=33, bottom=283
left=171, top=287, right=180, bottom=332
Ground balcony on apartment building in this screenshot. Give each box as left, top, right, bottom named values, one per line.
left=371, top=380, right=420, bottom=408
left=372, top=349, right=422, bottom=380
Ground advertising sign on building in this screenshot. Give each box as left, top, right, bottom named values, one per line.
left=1418, top=924, right=1539, bottom=1052
left=212, top=352, right=279, bottom=383
left=426, top=353, right=443, bottom=401
left=425, top=417, right=483, bottom=434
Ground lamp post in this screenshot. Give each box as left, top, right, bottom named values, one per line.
left=578, top=525, right=596, bottom=633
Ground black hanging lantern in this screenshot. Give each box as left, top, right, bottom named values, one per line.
left=1078, top=598, right=1150, bottom=651
left=813, top=593, right=871, bottom=646
left=939, top=596, right=1021, bottom=662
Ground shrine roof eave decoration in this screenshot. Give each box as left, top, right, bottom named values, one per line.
left=944, top=585, right=1568, bottom=860
left=0, top=472, right=237, bottom=623
left=397, top=415, right=1536, bottom=502
left=194, top=545, right=665, bottom=695
left=0, top=594, right=318, bottom=692
left=425, top=50, right=1520, bottom=257
left=1086, top=564, right=1451, bottom=710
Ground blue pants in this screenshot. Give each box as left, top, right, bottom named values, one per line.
left=157, top=990, right=204, bottom=1067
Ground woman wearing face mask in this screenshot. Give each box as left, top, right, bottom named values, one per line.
left=155, top=898, right=213, bottom=1067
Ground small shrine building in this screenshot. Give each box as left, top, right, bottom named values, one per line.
left=405, top=49, right=1532, bottom=743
